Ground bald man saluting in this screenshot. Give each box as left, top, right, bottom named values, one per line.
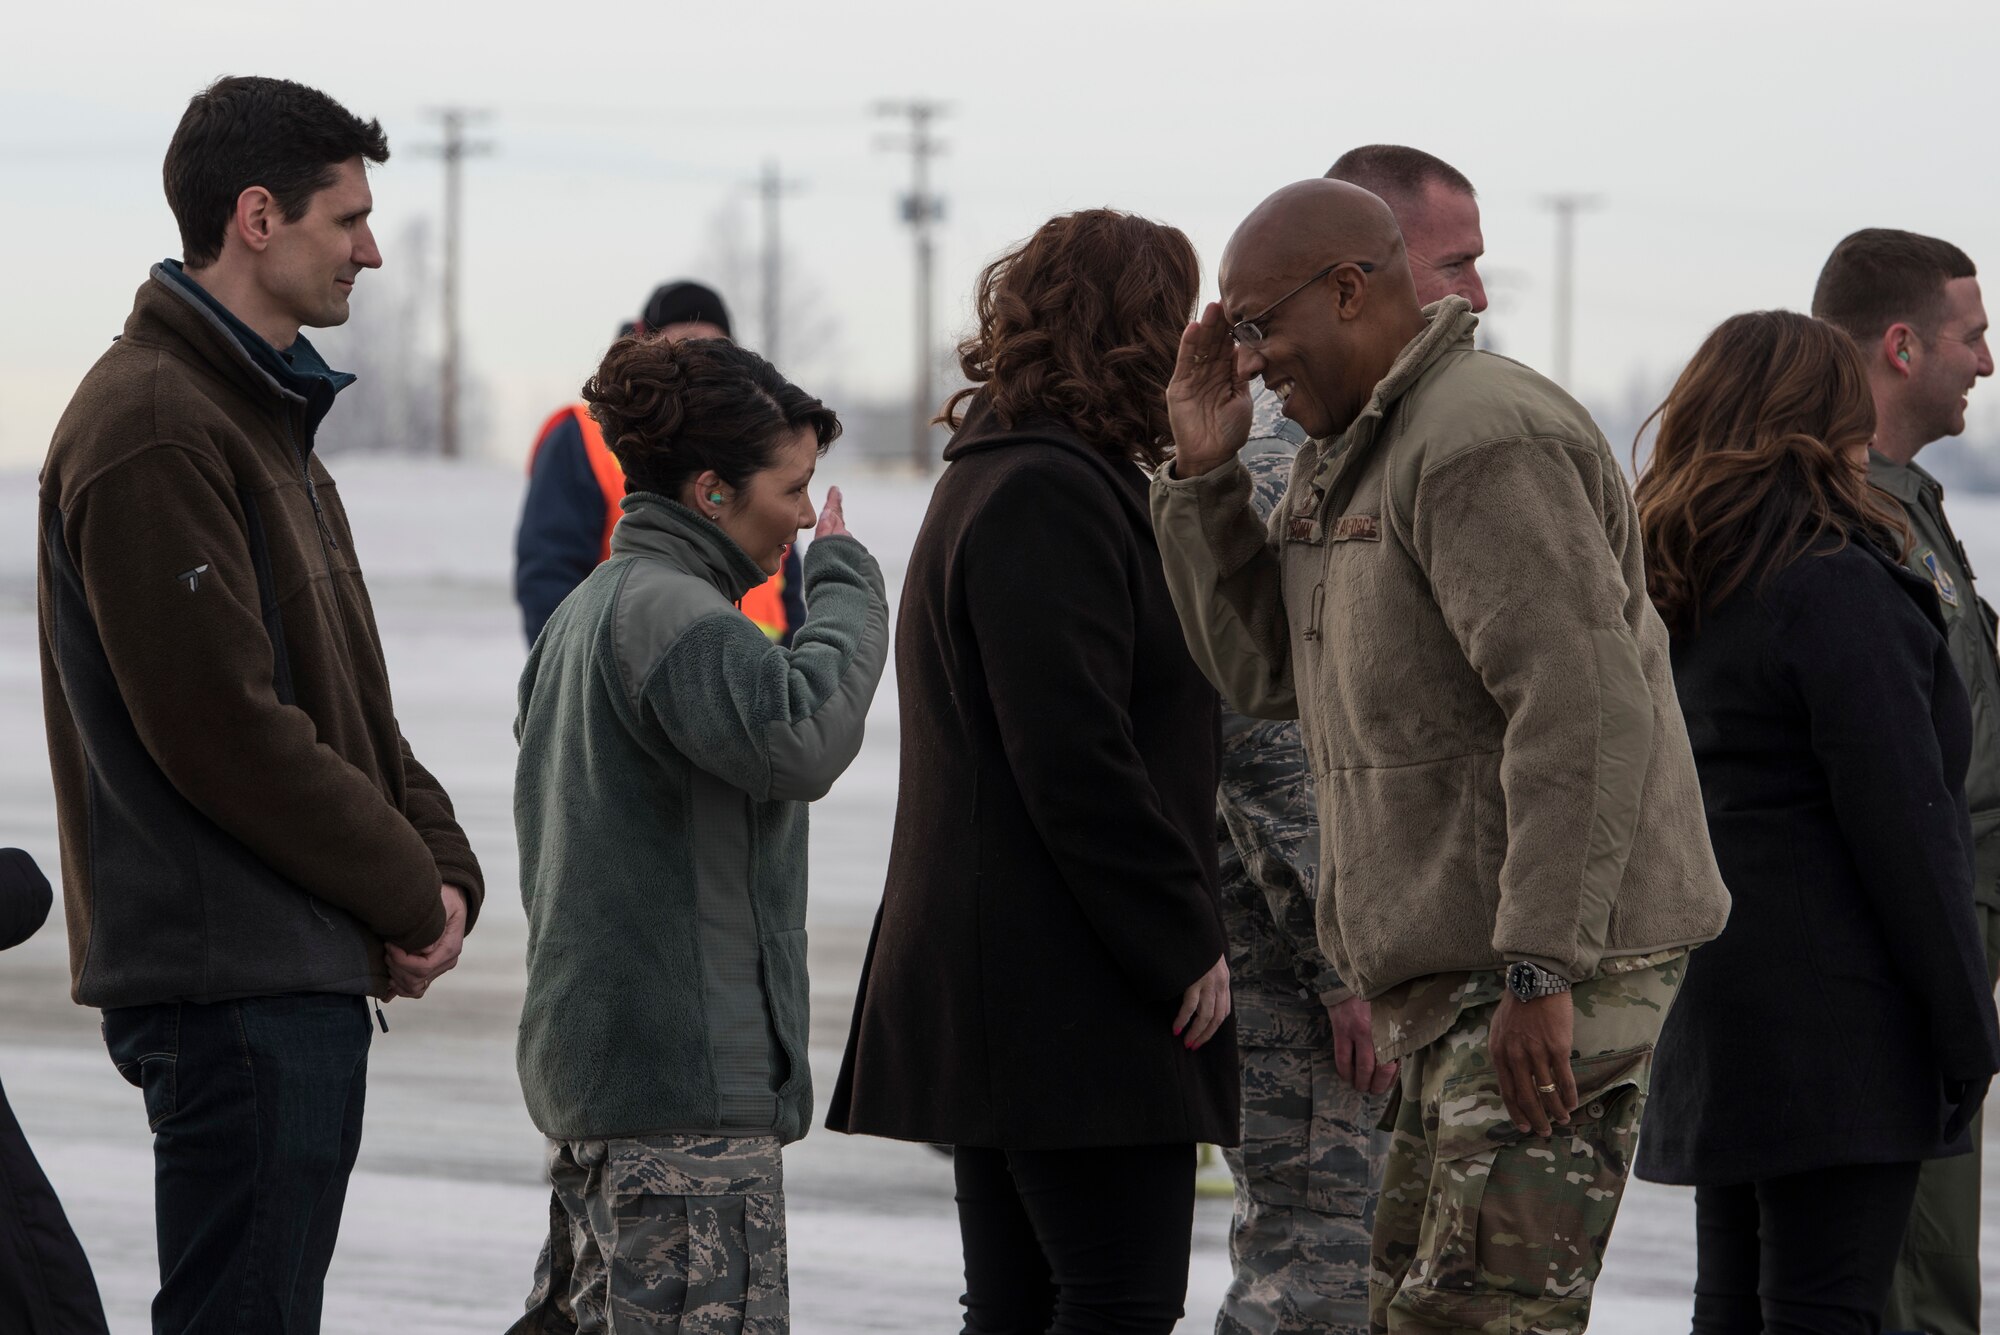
left=1152, top=181, right=1730, bottom=1332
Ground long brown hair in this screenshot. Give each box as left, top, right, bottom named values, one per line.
left=1634, top=310, right=1907, bottom=633
left=939, top=209, right=1198, bottom=467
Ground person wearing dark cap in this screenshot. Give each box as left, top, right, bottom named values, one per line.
left=0, top=849, right=110, bottom=1335
left=513, top=280, right=807, bottom=645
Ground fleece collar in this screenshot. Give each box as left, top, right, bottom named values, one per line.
left=611, top=492, right=768, bottom=602
left=1304, top=296, right=1478, bottom=493
left=152, top=261, right=355, bottom=445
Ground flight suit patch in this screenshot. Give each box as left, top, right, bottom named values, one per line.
left=1922, top=549, right=1962, bottom=607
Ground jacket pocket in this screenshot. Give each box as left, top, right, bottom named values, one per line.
left=1325, top=754, right=1492, bottom=987
left=1468, top=751, right=1506, bottom=922
left=761, top=927, right=812, bottom=1108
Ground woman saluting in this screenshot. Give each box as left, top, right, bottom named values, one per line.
left=509, top=335, right=889, bottom=1333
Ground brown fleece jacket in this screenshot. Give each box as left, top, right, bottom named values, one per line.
left=38, top=269, right=482, bottom=1007
left=1152, top=299, right=1728, bottom=998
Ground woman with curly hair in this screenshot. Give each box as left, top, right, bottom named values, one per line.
left=826, top=210, right=1235, bottom=1333
left=1632, top=310, right=2000, bottom=1333
left=509, top=336, right=889, bottom=1332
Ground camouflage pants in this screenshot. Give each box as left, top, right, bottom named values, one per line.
left=506, top=1133, right=788, bottom=1334
left=1371, top=959, right=1682, bottom=1333
left=1220, top=1042, right=1391, bottom=1335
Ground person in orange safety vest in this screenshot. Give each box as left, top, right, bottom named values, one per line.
left=512, top=280, right=804, bottom=645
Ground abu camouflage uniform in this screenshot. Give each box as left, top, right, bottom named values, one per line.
left=507, top=1133, right=787, bottom=1335
left=1216, top=383, right=1390, bottom=1335
left=1368, top=952, right=1685, bottom=1334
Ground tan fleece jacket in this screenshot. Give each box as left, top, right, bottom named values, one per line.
left=1152, top=299, right=1729, bottom=997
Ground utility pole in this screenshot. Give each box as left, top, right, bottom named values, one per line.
left=756, top=159, right=803, bottom=366
left=421, top=109, right=493, bottom=459
left=876, top=100, right=947, bottom=472
left=1539, top=193, right=1602, bottom=390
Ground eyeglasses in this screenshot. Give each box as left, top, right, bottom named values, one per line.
left=1229, top=260, right=1377, bottom=348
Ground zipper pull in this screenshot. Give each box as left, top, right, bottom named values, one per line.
left=304, top=476, right=340, bottom=550
left=372, top=999, right=389, bottom=1033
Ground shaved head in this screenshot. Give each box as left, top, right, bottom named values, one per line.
left=1221, top=179, right=1410, bottom=316
left=1217, top=180, right=1426, bottom=441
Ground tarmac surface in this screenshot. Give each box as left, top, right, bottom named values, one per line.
left=2, top=459, right=1997, bottom=1331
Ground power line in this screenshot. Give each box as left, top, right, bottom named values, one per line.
left=875, top=99, right=948, bottom=472
left=419, top=109, right=495, bottom=460
left=489, top=98, right=872, bottom=129
left=757, top=160, right=805, bottom=367
left=1539, top=193, right=1603, bottom=390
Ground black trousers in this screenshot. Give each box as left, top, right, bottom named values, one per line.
left=955, top=1143, right=1194, bottom=1335
left=1693, top=1160, right=1923, bottom=1335
left=103, top=994, right=372, bottom=1335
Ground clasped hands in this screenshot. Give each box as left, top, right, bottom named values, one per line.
left=385, top=883, right=470, bottom=1001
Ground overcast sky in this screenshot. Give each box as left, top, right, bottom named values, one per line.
left=3, top=0, right=1994, bottom=467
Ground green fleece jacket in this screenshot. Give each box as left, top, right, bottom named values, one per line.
left=514, top=494, right=889, bottom=1143
left=1151, top=298, right=1729, bottom=998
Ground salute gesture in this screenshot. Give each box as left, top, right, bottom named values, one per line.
left=815, top=484, right=850, bottom=540
left=1165, top=302, right=1254, bottom=478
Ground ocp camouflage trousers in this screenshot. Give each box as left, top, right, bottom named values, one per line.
left=1219, top=1043, right=1390, bottom=1335
left=1370, top=959, right=1680, bottom=1333
left=506, top=1133, right=788, bottom=1335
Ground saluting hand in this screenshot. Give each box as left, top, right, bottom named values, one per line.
left=1164, top=302, right=1253, bottom=478
left=815, top=485, right=850, bottom=540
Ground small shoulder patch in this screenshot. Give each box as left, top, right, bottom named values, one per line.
left=1921, top=550, right=1961, bottom=607
left=175, top=563, right=209, bottom=593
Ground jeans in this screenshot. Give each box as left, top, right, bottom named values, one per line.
left=1693, top=1160, right=1923, bottom=1335
left=103, top=993, right=372, bottom=1335
left=955, top=1142, right=1194, bottom=1335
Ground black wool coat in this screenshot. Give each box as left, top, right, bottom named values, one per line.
left=0, top=850, right=110, bottom=1334
left=824, top=414, right=1237, bottom=1149
left=1637, top=540, right=2000, bottom=1186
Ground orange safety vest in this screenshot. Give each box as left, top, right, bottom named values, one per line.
left=529, top=404, right=791, bottom=641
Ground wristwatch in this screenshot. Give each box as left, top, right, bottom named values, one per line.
left=1505, top=960, right=1573, bottom=1003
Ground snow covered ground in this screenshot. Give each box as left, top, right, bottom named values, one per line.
left=3, top=455, right=2000, bottom=1332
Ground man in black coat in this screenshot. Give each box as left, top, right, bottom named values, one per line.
left=0, top=848, right=110, bottom=1335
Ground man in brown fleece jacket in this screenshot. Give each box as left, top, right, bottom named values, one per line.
left=1153, top=180, right=1728, bottom=1331
left=36, top=76, right=483, bottom=1332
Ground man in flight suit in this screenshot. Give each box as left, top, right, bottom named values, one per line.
left=1814, top=227, right=1997, bottom=1335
